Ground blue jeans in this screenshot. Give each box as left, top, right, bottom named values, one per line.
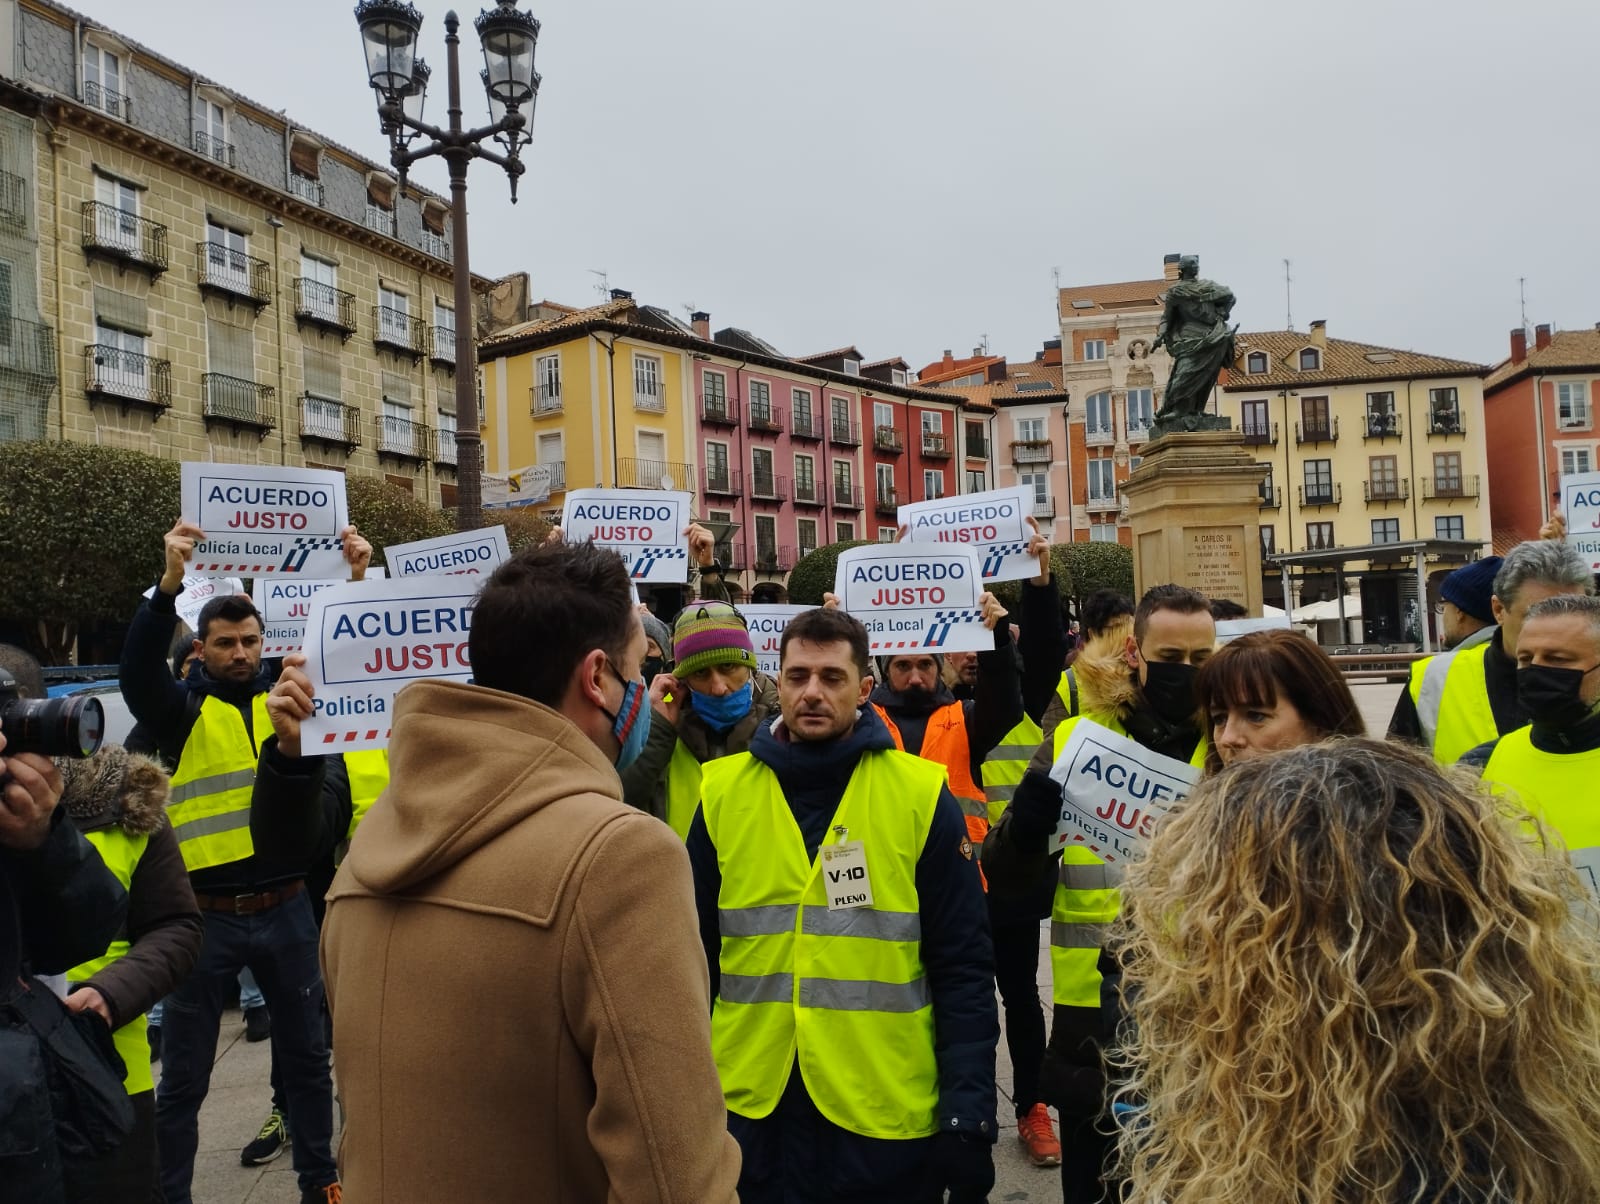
left=238, top=967, right=265, bottom=1013
left=155, top=890, right=335, bottom=1203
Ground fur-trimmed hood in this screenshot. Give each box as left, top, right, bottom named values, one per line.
left=57, top=745, right=171, bottom=837
left=1071, top=620, right=1140, bottom=718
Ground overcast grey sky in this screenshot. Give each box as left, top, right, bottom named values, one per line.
left=71, top=0, right=1600, bottom=371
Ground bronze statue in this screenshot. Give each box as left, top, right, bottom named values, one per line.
left=1149, top=255, right=1237, bottom=436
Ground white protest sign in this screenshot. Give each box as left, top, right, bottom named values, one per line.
left=252, top=570, right=387, bottom=655
left=833, top=543, right=989, bottom=655
left=1214, top=614, right=1293, bottom=644
left=740, top=604, right=808, bottom=677
left=181, top=463, right=349, bottom=577
left=561, top=488, right=692, bottom=583
left=145, top=574, right=246, bottom=632
left=1049, top=720, right=1201, bottom=864
left=387, top=526, right=511, bottom=578
left=300, top=576, right=480, bottom=751
left=898, top=484, right=1037, bottom=583
left=484, top=464, right=552, bottom=508
left=1560, top=471, right=1600, bottom=572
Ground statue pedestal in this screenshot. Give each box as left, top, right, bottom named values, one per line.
left=1120, top=431, right=1270, bottom=613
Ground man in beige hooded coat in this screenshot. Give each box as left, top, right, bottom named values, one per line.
left=314, top=541, right=741, bottom=1202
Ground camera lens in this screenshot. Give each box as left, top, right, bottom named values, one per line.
left=0, top=694, right=105, bottom=758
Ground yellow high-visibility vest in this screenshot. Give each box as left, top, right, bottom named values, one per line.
left=343, top=749, right=390, bottom=840
left=982, top=672, right=1078, bottom=825
left=1482, top=724, right=1600, bottom=897
left=700, top=748, right=946, bottom=1139
left=1409, top=642, right=1498, bottom=765
left=664, top=741, right=703, bottom=840
left=167, top=694, right=272, bottom=871
left=68, top=827, right=153, bottom=1095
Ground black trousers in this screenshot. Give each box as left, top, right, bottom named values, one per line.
left=989, top=910, right=1047, bottom=1119
left=61, top=1088, right=161, bottom=1204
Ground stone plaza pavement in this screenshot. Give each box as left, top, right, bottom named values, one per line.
left=191, top=681, right=1406, bottom=1202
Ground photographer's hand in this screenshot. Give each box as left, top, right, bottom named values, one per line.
left=0, top=726, right=64, bottom=851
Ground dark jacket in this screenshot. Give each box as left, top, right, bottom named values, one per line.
left=1017, top=578, right=1069, bottom=725
left=247, top=739, right=355, bottom=925
left=58, top=747, right=202, bottom=1032
left=1, top=809, right=128, bottom=986
left=118, top=586, right=291, bottom=894
left=685, top=704, right=999, bottom=1166
left=1389, top=629, right=1525, bottom=745
left=619, top=672, right=781, bottom=821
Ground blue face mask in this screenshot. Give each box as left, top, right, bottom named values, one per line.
left=603, top=660, right=652, bottom=771
left=690, top=680, right=754, bottom=731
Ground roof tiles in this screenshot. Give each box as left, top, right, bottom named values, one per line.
left=1224, top=330, right=1486, bottom=389
left=1484, top=329, right=1600, bottom=392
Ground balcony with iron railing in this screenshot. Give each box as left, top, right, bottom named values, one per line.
left=1363, top=411, right=1402, bottom=440
left=791, top=410, right=822, bottom=440
left=619, top=457, right=694, bottom=491
left=874, top=425, right=904, bottom=454
left=202, top=374, right=275, bottom=431
left=84, top=345, right=171, bottom=414
left=1126, top=418, right=1152, bottom=444
left=530, top=382, right=562, bottom=414
left=421, top=230, right=448, bottom=258
left=793, top=477, right=823, bottom=506
left=830, top=418, right=861, bottom=447
left=700, top=393, right=739, bottom=425
left=435, top=426, right=458, bottom=468
left=540, top=462, right=567, bottom=494
left=82, top=203, right=167, bottom=275
left=748, top=402, right=785, bottom=435
left=373, top=306, right=429, bottom=359
left=1011, top=439, right=1053, bottom=464
left=426, top=326, right=456, bottom=367
left=1086, top=491, right=1118, bottom=513
left=1241, top=419, right=1278, bottom=446
left=198, top=242, right=272, bottom=308
left=193, top=130, right=236, bottom=168
left=754, top=545, right=795, bottom=573
left=1422, top=475, right=1479, bottom=501
left=832, top=483, right=864, bottom=510
left=634, top=381, right=666, bottom=412
left=921, top=432, right=953, bottom=458
left=298, top=394, right=362, bottom=448
left=719, top=545, right=747, bottom=572
left=374, top=413, right=434, bottom=461
left=703, top=466, right=738, bottom=496
left=745, top=470, right=788, bottom=503
left=0, top=169, right=25, bottom=228
left=1295, top=416, right=1339, bottom=446
left=1259, top=487, right=1281, bottom=509
left=0, top=318, right=58, bottom=386
left=288, top=172, right=325, bottom=207
left=1033, top=497, right=1056, bottom=520
left=1364, top=478, right=1410, bottom=504
left=293, top=279, right=357, bottom=338
left=81, top=80, right=129, bottom=120
left=875, top=488, right=899, bottom=515
left=1299, top=482, right=1343, bottom=508
left=1085, top=422, right=1114, bottom=447
left=1428, top=409, right=1465, bottom=437
left=966, top=434, right=990, bottom=459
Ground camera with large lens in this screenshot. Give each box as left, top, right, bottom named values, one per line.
left=0, top=669, right=105, bottom=759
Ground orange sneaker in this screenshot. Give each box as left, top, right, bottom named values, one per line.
left=1018, top=1102, right=1062, bottom=1167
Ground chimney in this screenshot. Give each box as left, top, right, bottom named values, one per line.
left=1162, top=253, right=1182, bottom=281
left=691, top=310, right=710, bottom=341
left=1309, top=319, right=1327, bottom=347
left=941, top=349, right=954, bottom=371
left=1509, top=327, right=1527, bottom=364
left=1041, top=338, right=1062, bottom=366
left=609, top=287, right=633, bottom=301
left=973, top=346, right=984, bottom=357
left=1535, top=323, right=1553, bottom=351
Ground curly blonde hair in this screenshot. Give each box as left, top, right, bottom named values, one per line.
left=1113, top=738, right=1600, bottom=1203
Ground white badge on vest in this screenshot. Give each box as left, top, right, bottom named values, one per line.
left=822, top=840, right=874, bottom=911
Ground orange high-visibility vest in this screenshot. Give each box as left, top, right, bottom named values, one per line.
left=873, top=702, right=989, bottom=853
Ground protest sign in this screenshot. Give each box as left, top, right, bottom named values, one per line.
left=253, top=578, right=349, bottom=656
left=181, top=463, right=349, bottom=577
left=145, top=574, right=246, bottom=632
left=898, top=484, right=1037, bottom=583
left=1214, top=614, right=1293, bottom=643
left=1560, top=470, right=1600, bottom=571
left=833, top=543, right=989, bottom=655
left=1048, top=720, right=1200, bottom=864
left=300, top=576, right=480, bottom=751
left=740, top=604, right=808, bottom=676
left=387, top=526, right=511, bottom=578
left=561, top=488, right=692, bottom=583
left=484, top=464, right=552, bottom=509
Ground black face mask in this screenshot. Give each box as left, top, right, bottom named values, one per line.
left=643, top=656, right=666, bottom=682
left=1517, top=664, right=1600, bottom=729
left=1140, top=660, right=1200, bottom=725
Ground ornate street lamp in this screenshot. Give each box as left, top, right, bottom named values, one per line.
left=353, top=0, right=542, bottom=530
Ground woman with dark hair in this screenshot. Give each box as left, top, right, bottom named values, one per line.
left=1193, top=628, right=1364, bottom=774
left=1112, top=738, right=1600, bottom=1202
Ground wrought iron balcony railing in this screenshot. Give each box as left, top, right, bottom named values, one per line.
left=430, top=326, right=456, bottom=366
left=1363, top=412, right=1402, bottom=440
left=194, top=130, right=236, bottom=168
left=293, top=279, right=357, bottom=337
left=375, top=413, right=434, bottom=461
left=1363, top=479, right=1410, bottom=503
left=618, top=457, right=694, bottom=491
left=85, top=345, right=171, bottom=412
left=829, top=418, right=861, bottom=447
left=1241, top=420, right=1278, bottom=446
left=81, top=80, right=129, bottom=120
left=1299, top=483, right=1343, bottom=508
left=299, top=394, right=362, bottom=448
left=874, top=425, right=904, bottom=453
left=745, top=470, right=788, bottom=502
left=703, top=467, right=738, bottom=496
left=198, top=242, right=272, bottom=307
left=793, top=478, right=823, bottom=506
left=791, top=410, right=822, bottom=440
left=747, top=402, right=784, bottom=434
left=373, top=306, right=428, bottom=358
left=202, top=373, right=276, bottom=430
left=1295, top=417, right=1339, bottom=446
left=875, top=489, right=899, bottom=515
left=531, top=382, right=562, bottom=414
left=1011, top=439, right=1053, bottom=464
left=921, top=433, right=952, bottom=458
left=1422, top=475, right=1479, bottom=500
left=832, top=483, right=864, bottom=509
left=82, top=203, right=168, bottom=275
left=700, top=394, right=739, bottom=425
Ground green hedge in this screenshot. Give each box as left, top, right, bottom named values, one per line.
left=787, top=540, right=873, bottom=605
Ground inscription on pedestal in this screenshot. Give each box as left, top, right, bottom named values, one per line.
left=1183, top=527, right=1248, bottom=603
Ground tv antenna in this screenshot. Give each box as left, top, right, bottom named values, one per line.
left=1519, top=277, right=1529, bottom=334
left=588, top=268, right=609, bottom=299
left=1052, top=266, right=1062, bottom=319
left=1284, top=258, right=1293, bottom=330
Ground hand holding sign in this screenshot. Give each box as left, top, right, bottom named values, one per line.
left=266, top=653, right=316, bottom=759
left=833, top=543, right=990, bottom=655
left=1025, top=516, right=1051, bottom=585
left=1558, top=472, right=1600, bottom=570
left=160, top=520, right=207, bottom=596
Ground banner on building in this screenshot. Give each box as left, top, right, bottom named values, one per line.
left=181, top=463, right=350, bottom=577
left=299, top=576, right=481, bottom=751
left=561, top=488, right=692, bottom=583
left=897, top=484, right=1038, bottom=583
left=740, top=604, right=809, bottom=677
left=1560, top=471, right=1600, bottom=571
left=387, top=526, right=511, bottom=578
left=1048, top=720, right=1200, bottom=864
left=833, top=543, right=989, bottom=655
left=484, top=464, right=552, bottom=508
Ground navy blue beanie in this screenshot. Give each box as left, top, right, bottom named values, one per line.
left=1439, top=556, right=1501, bottom=624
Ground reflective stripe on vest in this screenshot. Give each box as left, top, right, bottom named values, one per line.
left=343, top=749, right=389, bottom=840
left=1410, top=642, right=1498, bottom=765
left=1483, top=725, right=1600, bottom=899
left=981, top=713, right=1043, bottom=825
left=1046, top=711, right=1206, bottom=1009
left=69, top=826, right=153, bottom=1096
left=701, top=748, right=945, bottom=1139
left=665, top=740, right=704, bottom=840
left=167, top=693, right=272, bottom=872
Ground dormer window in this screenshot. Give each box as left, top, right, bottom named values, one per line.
left=82, top=31, right=133, bottom=120
left=843, top=359, right=861, bottom=376
left=288, top=132, right=324, bottom=206
left=891, top=368, right=908, bottom=385
left=1299, top=348, right=1321, bottom=371
left=193, top=87, right=235, bottom=167
left=1246, top=351, right=1268, bottom=375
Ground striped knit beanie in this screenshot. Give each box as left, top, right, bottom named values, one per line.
left=673, top=601, right=757, bottom=679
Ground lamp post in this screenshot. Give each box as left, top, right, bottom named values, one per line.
left=355, top=0, right=541, bottom=531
